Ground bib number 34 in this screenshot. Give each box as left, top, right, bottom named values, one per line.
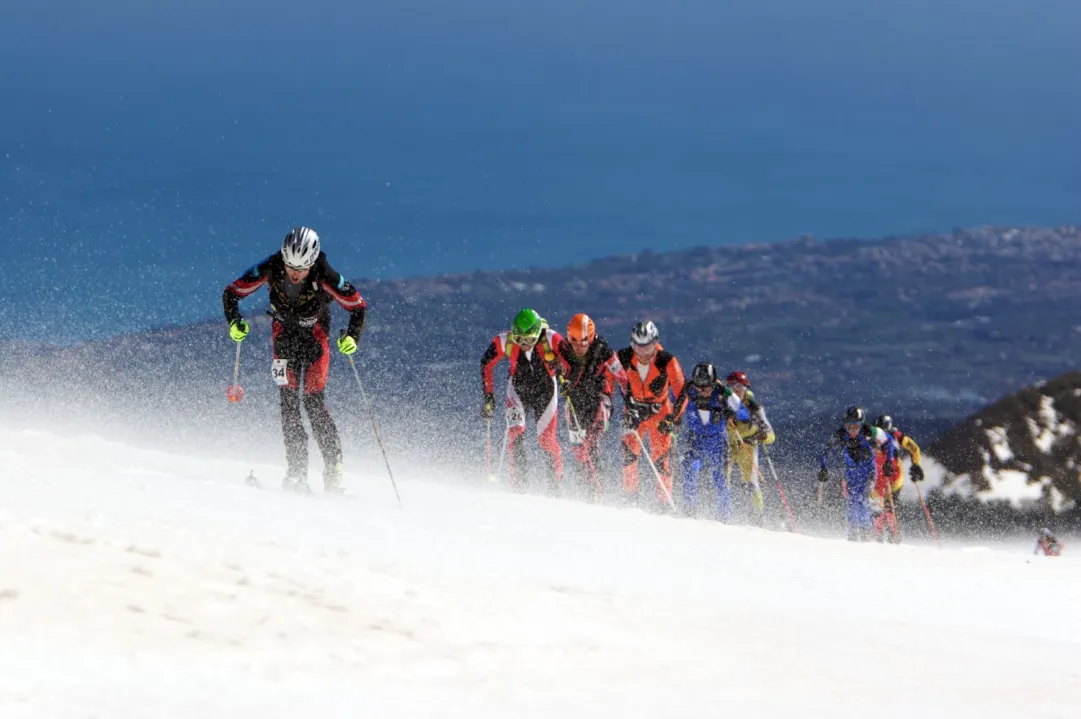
left=271, top=359, right=290, bottom=386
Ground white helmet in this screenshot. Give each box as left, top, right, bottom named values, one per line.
left=281, top=226, right=320, bottom=269
left=630, top=320, right=659, bottom=346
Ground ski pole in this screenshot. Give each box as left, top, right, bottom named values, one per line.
left=494, top=422, right=510, bottom=481
left=341, top=338, right=402, bottom=508
left=762, top=448, right=797, bottom=531
left=913, top=477, right=940, bottom=546
left=486, top=417, right=493, bottom=480
left=630, top=428, right=678, bottom=514
left=226, top=340, right=245, bottom=403
left=883, top=466, right=899, bottom=543
left=561, top=382, right=601, bottom=497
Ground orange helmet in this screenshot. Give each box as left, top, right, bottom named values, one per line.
left=566, top=313, right=596, bottom=344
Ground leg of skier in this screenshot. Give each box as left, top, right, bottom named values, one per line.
left=680, top=442, right=704, bottom=515
left=708, top=439, right=733, bottom=523
left=504, top=380, right=528, bottom=492
left=532, top=376, right=563, bottom=496
left=301, top=326, right=344, bottom=492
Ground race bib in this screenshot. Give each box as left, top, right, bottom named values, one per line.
left=568, top=427, right=586, bottom=446
left=505, top=405, right=525, bottom=425
left=271, top=358, right=290, bottom=386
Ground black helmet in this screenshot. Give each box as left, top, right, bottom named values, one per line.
left=844, top=406, right=865, bottom=424
left=875, top=415, right=894, bottom=432
left=691, top=363, right=717, bottom=388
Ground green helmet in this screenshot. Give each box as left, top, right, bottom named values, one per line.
left=511, top=308, right=544, bottom=343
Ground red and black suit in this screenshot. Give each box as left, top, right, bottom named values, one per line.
left=481, top=329, right=571, bottom=490
left=555, top=336, right=629, bottom=495
left=223, top=252, right=366, bottom=479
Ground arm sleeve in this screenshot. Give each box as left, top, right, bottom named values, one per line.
left=670, top=382, right=692, bottom=420
left=754, top=405, right=777, bottom=445
left=819, top=434, right=839, bottom=470
left=602, top=350, right=629, bottom=397
left=222, top=256, right=273, bottom=324
left=668, top=358, right=687, bottom=418
left=480, top=335, right=507, bottom=395
left=871, top=427, right=897, bottom=462
left=318, top=259, right=367, bottom=338
left=548, top=331, right=573, bottom=376
left=725, top=388, right=752, bottom=423
left=902, top=434, right=922, bottom=465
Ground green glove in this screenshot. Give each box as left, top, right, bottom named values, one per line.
left=337, top=334, right=358, bottom=355
left=229, top=319, right=249, bottom=342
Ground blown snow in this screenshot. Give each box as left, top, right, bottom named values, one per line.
left=0, top=429, right=1078, bottom=718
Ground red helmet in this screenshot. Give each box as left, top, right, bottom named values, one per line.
left=726, top=371, right=750, bottom=388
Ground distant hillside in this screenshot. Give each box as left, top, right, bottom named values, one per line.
left=927, top=371, right=1081, bottom=516
left=2, top=224, right=1080, bottom=530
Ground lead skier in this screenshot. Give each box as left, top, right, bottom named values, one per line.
left=223, top=226, right=367, bottom=493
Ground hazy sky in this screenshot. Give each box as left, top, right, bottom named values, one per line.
left=1, top=0, right=1079, bottom=340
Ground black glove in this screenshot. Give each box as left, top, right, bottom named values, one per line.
left=482, top=393, right=495, bottom=419
left=557, top=376, right=572, bottom=399
left=657, top=416, right=676, bottom=435
left=818, top=467, right=829, bottom=483
left=883, top=462, right=897, bottom=479
left=745, top=396, right=761, bottom=413
left=910, top=464, right=924, bottom=482
left=622, top=399, right=646, bottom=429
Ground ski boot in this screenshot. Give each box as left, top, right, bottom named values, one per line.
left=323, top=463, right=345, bottom=494
left=283, top=473, right=312, bottom=494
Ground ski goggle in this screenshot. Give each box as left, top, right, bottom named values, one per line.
left=510, top=332, right=541, bottom=347
left=844, top=421, right=861, bottom=430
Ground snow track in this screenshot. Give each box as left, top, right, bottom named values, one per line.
left=0, top=429, right=1078, bottom=718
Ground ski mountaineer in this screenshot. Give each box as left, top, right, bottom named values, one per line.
left=223, top=226, right=367, bottom=493
left=1035, top=528, right=1063, bottom=556
left=818, top=406, right=896, bottom=541
left=725, top=371, right=776, bottom=525
left=481, top=308, right=572, bottom=493
left=555, top=313, right=629, bottom=500
left=664, top=363, right=750, bottom=520
left=870, top=414, right=926, bottom=543
left=616, top=320, right=686, bottom=509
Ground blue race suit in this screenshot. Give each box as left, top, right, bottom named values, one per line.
left=673, top=383, right=750, bottom=520
left=819, top=424, right=895, bottom=537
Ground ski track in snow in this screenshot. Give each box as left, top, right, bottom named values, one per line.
left=1, top=429, right=1079, bottom=718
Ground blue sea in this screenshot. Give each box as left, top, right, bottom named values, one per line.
left=1, top=0, right=1078, bottom=341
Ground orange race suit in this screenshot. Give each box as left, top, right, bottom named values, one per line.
left=616, top=344, right=686, bottom=504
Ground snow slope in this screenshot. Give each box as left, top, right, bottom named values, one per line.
left=1, top=429, right=1079, bottom=718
